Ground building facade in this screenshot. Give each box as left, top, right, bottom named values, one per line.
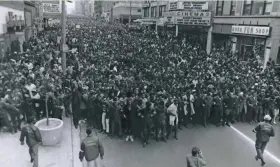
left=24, top=1, right=37, bottom=40
left=113, top=1, right=142, bottom=24
left=0, top=1, right=26, bottom=55
left=141, top=1, right=214, bottom=52
left=142, top=0, right=280, bottom=66
left=212, top=0, right=280, bottom=66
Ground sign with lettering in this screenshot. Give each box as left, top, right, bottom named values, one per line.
left=231, top=26, right=270, bottom=36
left=169, top=2, right=184, bottom=11
left=163, top=11, right=211, bottom=26
left=183, top=1, right=208, bottom=10
left=43, top=3, right=61, bottom=13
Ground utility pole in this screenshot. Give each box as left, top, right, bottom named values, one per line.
left=61, top=0, right=67, bottom=75
left=129, top=0, right=132, bottom=24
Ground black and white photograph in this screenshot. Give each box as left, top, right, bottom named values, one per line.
left=0, top=0, right=280, bottom=167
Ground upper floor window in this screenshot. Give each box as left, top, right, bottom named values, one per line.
left=151, top=6, right=157, bottom=17
left=159, top=5, right=167, bottom=17
left=243, top=0, right=272, bottom=15
left=216, top=0, right=224, bottom=16
left=143, top=7, right=149, bottom=17
left=230, top=0, right=236, bottom=16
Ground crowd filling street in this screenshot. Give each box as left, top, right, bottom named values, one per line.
left=0, top=18, right=279, bottom=152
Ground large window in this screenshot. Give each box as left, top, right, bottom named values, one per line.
left=144, top=7, right=149, bottom=17
left=243, top=0, right=252, bottom=15
left=159, top=5, right=166, bottom=17
left=243, top=0, right=272, bottom=15
left=264, top=0, right=272, bottom=15
left=230, top=0, right=236, bottom=16
left=216, top=0, right=224, bottom=16
left=151, top=6, right=157, bottom=17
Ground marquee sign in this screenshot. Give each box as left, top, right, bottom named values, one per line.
left=163, top=11, right=211, bottom=26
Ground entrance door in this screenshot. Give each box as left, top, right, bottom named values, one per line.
left=241, top=45, right=253, bottom=61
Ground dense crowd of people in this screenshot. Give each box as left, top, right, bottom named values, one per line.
left=0, top=19, right=279, bottom=147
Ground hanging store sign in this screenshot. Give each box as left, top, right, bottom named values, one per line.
left=231, top=26, right=270, bottom=36
left=163, top=11, right=211, bottom=26
left=43, top=3, right=61, bottom=13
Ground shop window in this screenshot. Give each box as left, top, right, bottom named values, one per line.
left=277, top=47, right=280, bottom=64
left=239, top=37, right=265, bottom=61
left=216, top=0, right=224, bottom=16
left=159, top=5, right=166, bottom=17
left=230, top=0, right=236, bottom=16
left=144, top=7, right=149, bottom=17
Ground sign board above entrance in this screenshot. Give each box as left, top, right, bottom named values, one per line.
left=163, top=11, right=211, bottom=26
left=231, top=26, right=270, bottom=36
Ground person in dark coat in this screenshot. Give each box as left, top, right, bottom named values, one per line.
left=213, top=92, right=223, bottom=127
left=138, top=101, right=153, bottom=147
left=155, top=100, right=167, bottom=142
left=253, top=115, right=275, bottom=166
left=72, top=86, right=81, bottom=129
left=20, top=117, right=42, bottom=167
left=124, top=98, right=134, bottom=142
left=201, top=93, right=208, bottom=127
left=223, top=91, right=234, bottom=127
left=111, top=102, right=123, bottom=137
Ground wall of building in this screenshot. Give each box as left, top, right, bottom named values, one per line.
left=113, top=6, right=142, bottom=17
left=212, top=0, right=280, bottom=65
left=0, top=2, right=25, bottom=54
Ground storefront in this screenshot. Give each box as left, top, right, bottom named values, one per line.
left=0, top=8, right=25, bottom=54
left=163, top=10, right=212, bottom=52
left=231, top=25, right=270, bottom=62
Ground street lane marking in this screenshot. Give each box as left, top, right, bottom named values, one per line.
left=230, top=126, right=280, bottom=164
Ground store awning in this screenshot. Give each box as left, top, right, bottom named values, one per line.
left=137, top=19, right=157, bottom=25
left=43, top=13, right=61, bottom=19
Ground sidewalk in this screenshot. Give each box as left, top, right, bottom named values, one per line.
left=0, top=117, right=82, bottom=167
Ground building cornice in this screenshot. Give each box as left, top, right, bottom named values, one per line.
left=214, top=15, right=280, bottom=19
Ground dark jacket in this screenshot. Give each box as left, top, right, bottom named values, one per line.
left=81, top=135, right=104, bottom=161
left=20, top=124, right=42, bottom=147
left=254, top=122, right=275, bottom=142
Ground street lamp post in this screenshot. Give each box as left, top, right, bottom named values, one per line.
left=129, top=0, right=132, bottom=24
left=61, top=0, right=67, bottom=75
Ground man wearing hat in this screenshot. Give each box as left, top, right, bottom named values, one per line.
left=253, top=115, right=275, bottom=166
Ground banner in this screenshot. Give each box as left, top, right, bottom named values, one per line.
left=43, top=3, right=61, bottom=13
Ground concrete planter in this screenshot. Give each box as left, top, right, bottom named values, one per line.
left=35, top=118, right=64, bottom=146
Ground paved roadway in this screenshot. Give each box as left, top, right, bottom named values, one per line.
left=0, top=119, right=279, bottom=167
left=91, top=122, right=280, bottom=167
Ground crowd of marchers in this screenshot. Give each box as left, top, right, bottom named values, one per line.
left=0, top=19, right=279, bottom=147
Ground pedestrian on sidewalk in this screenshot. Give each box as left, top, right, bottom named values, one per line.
left=186, top=147, right=207, bottom=167
left=80, top=128, right=104, bottom=167
left=20, top=117, right=42, bottom=167
left=253, top=114, right=275, bottom=166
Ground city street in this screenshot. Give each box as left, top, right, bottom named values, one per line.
left=0, top=119, right=279, bottom=167
left=85, top=123, right=280, bottom=167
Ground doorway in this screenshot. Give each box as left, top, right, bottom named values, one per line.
left=240, top=44, right=254, bottom=61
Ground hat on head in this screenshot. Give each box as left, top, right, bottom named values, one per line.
left=264, top=115, right=271, bottom=121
